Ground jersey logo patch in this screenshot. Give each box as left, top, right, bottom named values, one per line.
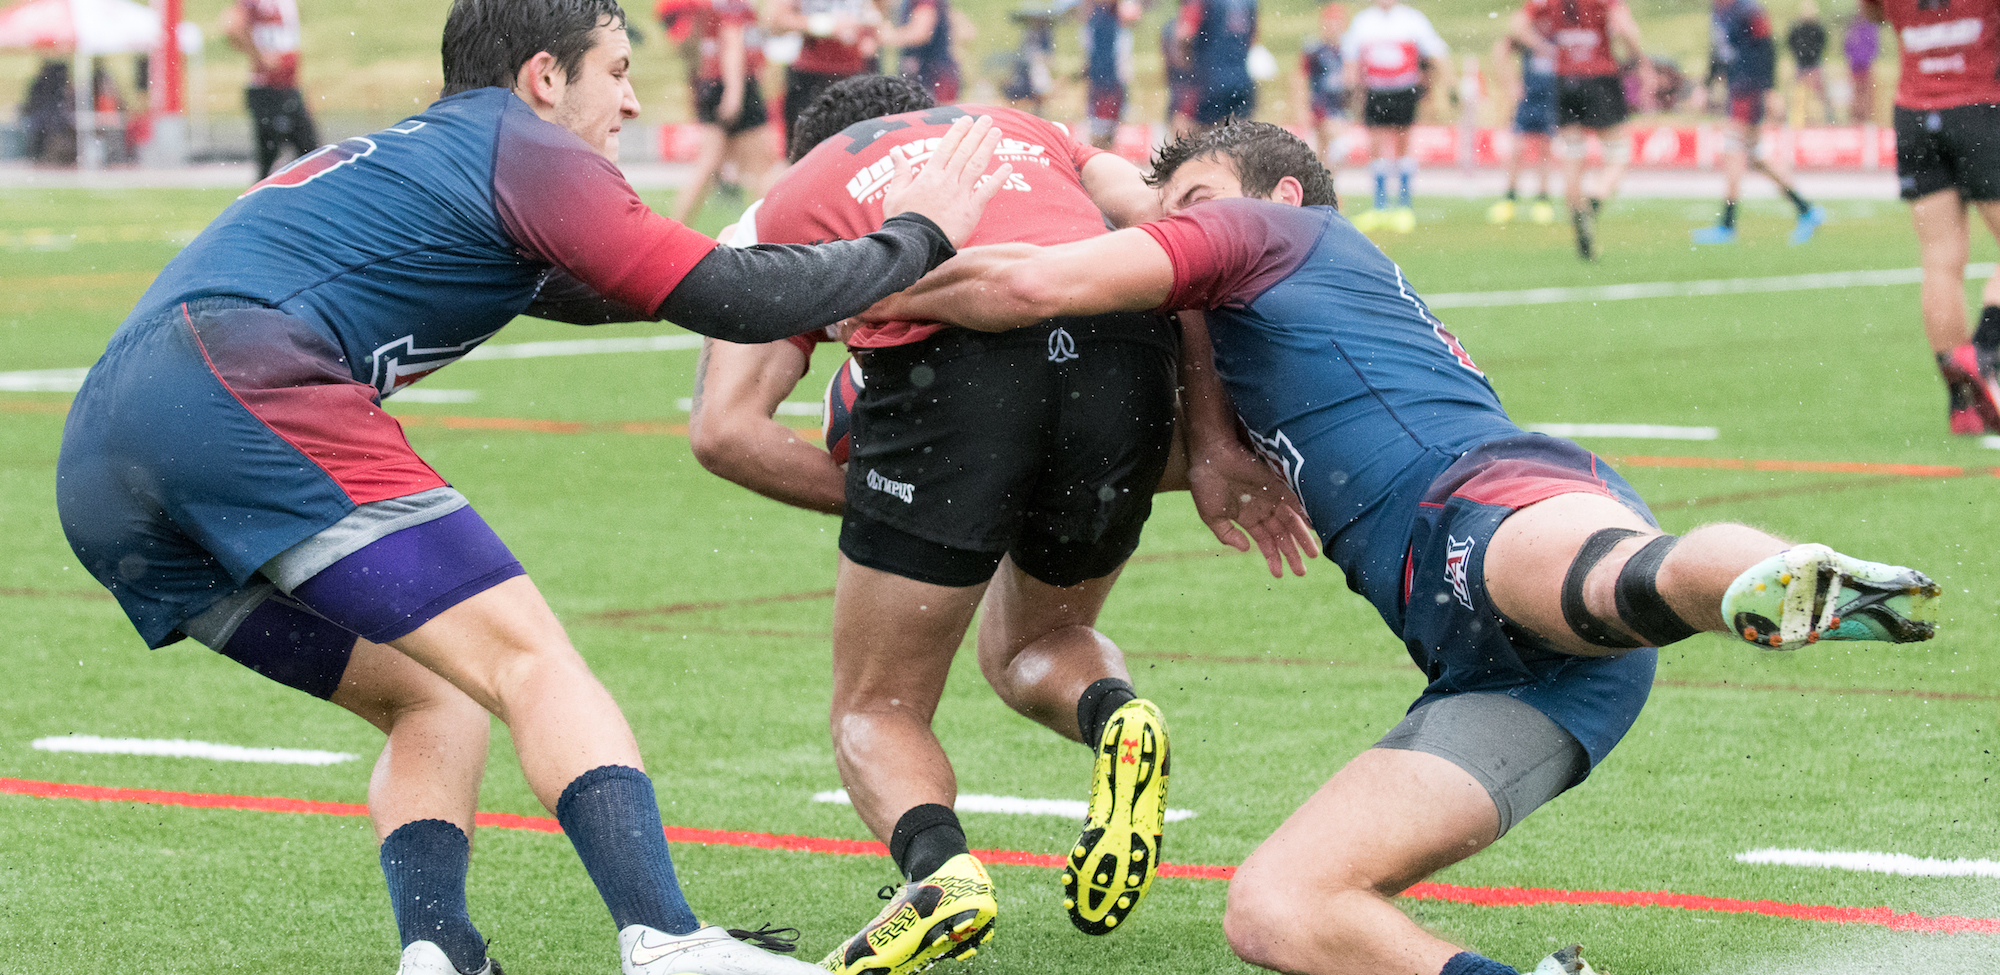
left=1245, top=424, right=1306, bottom=499
left=370, top=327, right=501, bottom=397
left=242, top=121, right=425, bottom=197
left=1047, top=327, right=1079, bottom=362
left=1444, top=534, right=1475, bottom=610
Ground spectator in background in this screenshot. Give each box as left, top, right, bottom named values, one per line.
left=1174, top=0, right=1259, bottom=132
left=1082, top=0, right=1142, bottom=149
left=1294, top=3, right=1352, bottom=172
left=1487, top=32, right=1558, bottom=226
left=222, top=0, right=321, bottom=180
left=1843, top=13, right=1878, bottom=124
left=1787, top=0, right=1832, bottom=124
left=766, top=0, right=881, bottom=151
left=1343, top=0, right=1449, bottom=232
left=669, top=0, right=783, bottom=225
left=882, top=0, right=960, bottom=103
left=21, top=60, right=75, bottom=166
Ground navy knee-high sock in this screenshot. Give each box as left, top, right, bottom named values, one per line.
left=380, top=819, right=487, bottom=973
left=555, top=765, right=701, bottom=935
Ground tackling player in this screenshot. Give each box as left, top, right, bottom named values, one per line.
left=1510, top=0, right=1651, bottom=259
left=1862, top=0, right=2000, bottom=433
left=1341, top=0, right=1450, bottom=232
left=52, top=3, right=1006, bottom=974
left=743, top=80, right=1205, bottom=975
left=865, top=120, right=1942, bottom=975
left=1691, top=0, right=1827, bottom=246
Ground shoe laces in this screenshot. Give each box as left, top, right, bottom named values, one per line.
left=726, top=924, right=803, bottom=954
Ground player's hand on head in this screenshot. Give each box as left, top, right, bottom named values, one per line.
left=881, top=115, right=1013, bottom=248
left=1187, top=436, right=1318, bottom=578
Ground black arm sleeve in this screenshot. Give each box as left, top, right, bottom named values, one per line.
left=525, top=267, right=657, bottom=325
left=655, top=212, right=955, bottom=343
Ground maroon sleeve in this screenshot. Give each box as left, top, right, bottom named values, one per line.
left=493, top=107, right=718, bottom=316
left=1137, top=199, right=1315, bottom=312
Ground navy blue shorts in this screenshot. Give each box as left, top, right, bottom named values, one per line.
left=1514, top=76, right=1558, bottom=135
left=58, top=298, right=450, bottom=647
left=1400, top=433, right=1658, bottom=772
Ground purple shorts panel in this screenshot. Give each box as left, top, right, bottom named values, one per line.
left=292, top=505, right=524, bottom=644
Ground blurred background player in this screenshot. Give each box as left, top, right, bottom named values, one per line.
left=1844, top=12, right=1879, bottom=124
left=1863, top=0, right=2000, bottom=434
left=1693, top=0, right=1826, bottom=245
left=749, top=81, right=1182, bottom=975
left=1512, top=0, right=1650, bottom=260
left=668, top=0, right=782, bottom=225
left=1294, top=3, right=1352, bottom=173
left=766, top=0, right=881, bottom=153
left=1083, top=0, right=1141, bottom=149
left=222, top=0, right=321, bottom=180
left=882, top=0, right=961, bottom=103
left=1174, top=0, right=1260, bottom=132
left=1787, top=0, right=1833, bottom=124
left=1342, top=0, right=1449, bottom=232
left=1486, top=30, right=1557, bottom=225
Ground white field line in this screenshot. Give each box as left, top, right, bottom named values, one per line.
left=1526, top=423, right=1719, bottom=440
left=1425, top=263, right=1995, bottom=310
left=1983, top=436, right=2000, bottom=450
left=31, top=735, right=360, bottom=766
left=813, top=788, right=1196, bottom=823
left=0, top=367, right=90, bottom=392
left=1737, top=847, right=2000, bottom=879
left=387, top=388, right=479, bottom=403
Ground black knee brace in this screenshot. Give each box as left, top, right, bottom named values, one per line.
left=1561, top=528, right=1645, bottom=648
left=1613, top=534, right=1702, bottom=647
left=1561, top=528, right=1703, bottom=649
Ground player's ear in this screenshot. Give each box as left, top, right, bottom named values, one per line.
left=1271, top=176, right=1305, bottom=207
left=513, top=51, right=565, bottom=109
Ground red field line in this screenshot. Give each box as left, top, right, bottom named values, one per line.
left=6, top=776, right=1995, bottom=935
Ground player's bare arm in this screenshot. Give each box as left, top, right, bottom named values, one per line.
left=689, top=338, right=846, bottom=514
left=1611, top=4, right=1654, bottom=108
left=1177, top=310, right=1318, bottom=578
left=1079, top=153, right=1165, bottom=228
left=864, top=228, right=1175, bottom=331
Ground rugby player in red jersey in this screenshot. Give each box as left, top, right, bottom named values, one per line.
left=725, top=76, right=1281, bottom=975
left=1509, top=0, right=1651, bottom=259
left=1863, top=0, right=2000, bottom=433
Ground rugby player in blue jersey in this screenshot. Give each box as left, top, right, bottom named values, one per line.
left=53, top=2, right=1009, bottom=974
left=863, top=120, right=1942, bottom=975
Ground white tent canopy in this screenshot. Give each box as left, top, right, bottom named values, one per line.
left=0, top=0, right=162, bottom=54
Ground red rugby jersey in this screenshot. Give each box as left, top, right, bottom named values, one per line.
left=755, top=104, right=1108, bottom=349
left=1523, top=0, right=1623, bottom=78
left=1870, top=0, right=2000, bottom=109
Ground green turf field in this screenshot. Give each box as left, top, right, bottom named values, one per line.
left=3, top=188, right=1997, bottom=974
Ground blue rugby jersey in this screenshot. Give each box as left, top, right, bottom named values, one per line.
left=1142, top=198, right=1525, bottom=623
left=1712, top=0, right=1777, bottom=94
left=124, top=87, right=719, bottom=398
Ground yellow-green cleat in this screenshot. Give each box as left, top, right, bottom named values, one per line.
left=1063, top=698, right=1169, bottom=935
left=819, top=854, right=995, bottom=975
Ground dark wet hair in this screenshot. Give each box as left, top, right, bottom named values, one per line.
left=788, top=74, right=937, bottom=163
left=1147, top=121, right=1339, bottom=209
left=440, top=0, right=629, bottom=98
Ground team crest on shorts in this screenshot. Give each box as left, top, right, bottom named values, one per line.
left=1444, top=534, right=1475, bottom=610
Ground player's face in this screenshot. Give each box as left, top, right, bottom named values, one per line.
left=550, top=22, right=641, bottom=162
left=1157, top=156, right=1252, bottom=215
